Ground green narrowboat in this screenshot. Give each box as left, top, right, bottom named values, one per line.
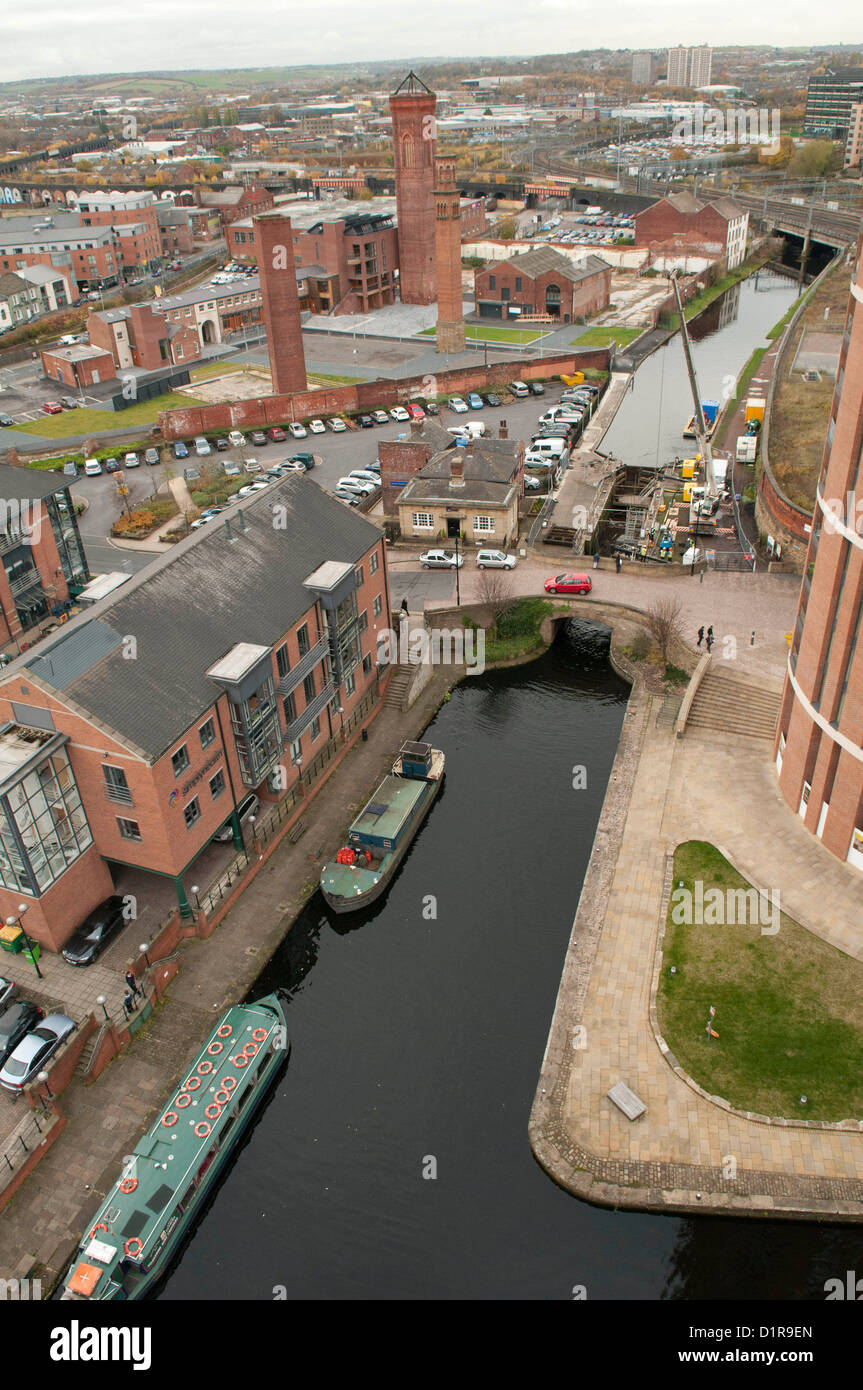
left=61, top=992, right=288, bottom=1302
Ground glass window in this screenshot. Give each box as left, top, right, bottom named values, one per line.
left=283, top=692, right=296, bottom=724
left=412, top=512, right=434, bottom=530
left=363, top=654, right=372, bottom=675
left=345, top=672, right=355, bottom=697
left=199, top=718, right=215, bottom=749
left=373, top=595, right=382, bottom=618
left=171, top=745, right=190, bottom=777
left=183, top=798, right=201, bottom=829
left=117, top=817, right=142, bottom=841
left=355, top=565, right=364, bottom=586
left=359, top=610, right=368, bottom=633
left=310, top=716, right=321, bottom=741
left=297, top=623, right=310, bottom=657
left=289, top=738, right=302, bottom=765
left=209, top=769, right=226, bottom=800
left=473, top=515, right=494, bottom=532
left=303, top=671, right=316, bottom=702
left=276, top=644, right=290, bottom=679
left=370, top=551, right=379, bottom=575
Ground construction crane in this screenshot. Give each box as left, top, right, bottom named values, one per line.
left=671, top=272, right=717, bottom=502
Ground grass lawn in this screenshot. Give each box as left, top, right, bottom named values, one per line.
left=307, top=372, right=365, bottom=386
left=10, top=393, right=207, bottom=438
left=418, top=324, right=545, bottom=345
left=658, top=841, right=863, bottom=1122
left=571, top=326, right=642, bottom=348
left=468, top=596, right=553, bottom=664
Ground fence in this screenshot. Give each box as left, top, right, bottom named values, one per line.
left=0, top=1107, right=63, bottom=1212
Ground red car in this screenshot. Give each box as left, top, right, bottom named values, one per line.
left=267, top=426, right=286, bottom=442
left=41, top=401, right=63, bottom=415
left=407, top=403, right=425, bottom=420
left=545, top=573, right=593, bottom=596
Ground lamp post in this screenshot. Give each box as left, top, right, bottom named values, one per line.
left=139, top=942, right=151, bottom=969
left=249, top=814, right=259, bottom=857
left=96, top=994, right=110, bottom=1024
left=7, top=905, right=42, bottom=979
left=454, top=529, right=461, bottom=607
left=337, top=705, right=345, bottom=742
left=296, top=758, right=304, bottom=797
left=191, top=884, right=201, bottom=910
left=37, top=1068, right=53, bottom=1099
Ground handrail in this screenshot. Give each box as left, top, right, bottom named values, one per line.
left=675, top=652, right=712, bottom=739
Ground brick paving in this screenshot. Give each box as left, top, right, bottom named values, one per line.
left=530, top=626, right=863, bottom=1221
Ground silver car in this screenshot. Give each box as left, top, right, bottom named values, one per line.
left=476, top=549, right=517, bottom=569
left=0, top=1013, right=75, bottom=1092
left=420, top=549, right=464, bottom=569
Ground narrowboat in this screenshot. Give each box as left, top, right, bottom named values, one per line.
left=61, top=992, right=288, bottom=1301
left=320, top=740, right=445, bottom=914
left=683, top=399, right=719, bottom=439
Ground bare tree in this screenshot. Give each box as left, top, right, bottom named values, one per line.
left=476, top=566, right=517, bottom=639
left=645, top=597, right=684, bottom=666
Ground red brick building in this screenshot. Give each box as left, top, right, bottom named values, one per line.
left=0, top=465, right=89, bottom=652
left=40, top=342, right=118, bottom=389
left=475, top=247, right=611, bottom=323
left=76, top=191, right=163, bottom=276
left=389, top=72, right=437, bottom=305
left=254, top=212, right=307, bottom=395
left=434, top=158, right=466, bottom=354
left=87, top=303, right=202, bottom=371
left=379, top=419, right=454, bottom=516
left=199, top=186, right=274, bottom=234
left=775, top=235, right=863, bottom=873
left=0, top=213, right=120, bottom=293
left=0, top=478, right=390, bottom=951
left=634, top=193, right=749, bottom=269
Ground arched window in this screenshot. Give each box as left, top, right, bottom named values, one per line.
left=402, top=135, right=414, bottom=169
left=545, top=283, right=561, bottom=317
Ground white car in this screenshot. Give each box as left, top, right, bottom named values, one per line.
left=227, top=430, right=245, bottom=447
left=84, top=458, right=102, bottom=476
left=336, top=476, right=376, bottom=495
left=348, top=470, right=380, bottom=485
left=124, top=451, right=140, bottom=468
left=371, top=410, right=389, bottom=425
left=420, top=549, right=464, bottom=569
left=288, top=422, right=307, bottom=439
left=244, top=457, right=262, bottom=472
left=476, top=549, right=517, bottom=569
left=389, top=406, right=410, bottom=422
left=309, top=419, right=326, bottom=434
left=524, top=474, right=542, bottom=491
left=449, top=397, right=468, bottom=413
left=223, top=461, right=242, bottom=478
left=327, top=417, right=347, bottom=432
left=194, top=436, right=211, bottom=456
left=447, top=421, right=485, bottom=439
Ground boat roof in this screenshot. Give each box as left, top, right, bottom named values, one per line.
left=352, top=774, right=426, bottom=841
left=67, top=994, right=284, bottom=1294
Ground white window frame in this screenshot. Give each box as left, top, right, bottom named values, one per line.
left=412, top=512, right=434, bottom=531
left=473, top=515, right=495, bottom=533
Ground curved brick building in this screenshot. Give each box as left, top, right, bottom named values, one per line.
left=775, top=234, right=863, bottom=872
left=389, top=71, right=437, bottom=305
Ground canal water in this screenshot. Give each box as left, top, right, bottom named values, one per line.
left=602, top=270, right=801, bottom=471
left=159, top=618, right=863, bottom=1300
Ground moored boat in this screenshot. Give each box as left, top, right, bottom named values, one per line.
left=683, top=399, right=719, bottom=439
left=320, top=741, right=445, bottom=914
left=61, top=992, right=288, bottom=1301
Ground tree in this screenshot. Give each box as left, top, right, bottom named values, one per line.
left=645, top=597, right=684, bottom=666
left=476, top=566, right=517, bottom=639
left=787, top=139, right=835, bottom=179
left=497, top=215, right=517, bottom=240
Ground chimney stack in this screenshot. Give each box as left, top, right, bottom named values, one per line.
left=498, top=418, right=509, bottom=439
left=450, top=453, right=465, bottom=487
left=409, top=418, right=423, bottom=436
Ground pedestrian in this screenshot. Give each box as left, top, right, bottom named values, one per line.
left=122, top=990, right=136, bottom=1019
left=697, top=626, right=704, bottom=648
left=615, top=553, right=622, bottom=574
left=593, top=551, right=599, bottom=569
left=400, top=597, right=409, bottom=616
left=706, top=626, right=714, bottom=653
left=124, top=968, right=140, bottom=998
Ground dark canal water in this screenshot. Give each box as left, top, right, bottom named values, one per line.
left=159, top=619, right=863, bottom=1300
left=603, top=270, right=801, bottom=471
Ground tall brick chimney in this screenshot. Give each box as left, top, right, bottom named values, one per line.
left=389, top=72, right=437, bottom=306
left=253, top=212, right=307, bottom=396
left=450, top=453, right=465, bottom=487
left=498, top=418, right=509, bottom=439
left=433, top=156, right=466, bottom=354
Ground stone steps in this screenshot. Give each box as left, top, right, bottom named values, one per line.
left=687, top=672, right=781, bottom=740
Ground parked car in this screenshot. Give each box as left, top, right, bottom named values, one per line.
left=327, top=417, right=347, bottom=432
left=424, top=400, right=439, bottom=416
left=41, top=400, right=63, bottom=415
left=449, top=396, right=468, bottom=413
left=144, top=447, right=160, bottom=466
left=483, top=392, right=502, bottom=407
left=527, top=382, right=546, bottom=396
left=348, top=470, right=380, bottom=486
left=288, top=453, right=317, bottom=470
left=466, top=393, right=484, bottom=410
left=195, top=437, right=211, bottom=456
left=524, top=474, right=542, bottom=491
left=227, top=430, right=245, bottom=448
left=357, top=415, right=375, bottom=429
left=215, top=436, right=229, bottom=451
left=364, top=460, right=381, bottom=474
left=104, top=458, right=121, bottom=474
left=0, top=1013, right=75, bottom=1092
left=508, top=381, right=529, bottom=397
left=183, top=465, right=200, bottom=482
left=389, top=406, right=410, bottom=422
left=420, top=549, right=464, bottom=569
left=371, top=410, right=389, bottom=425
left=336, top=476, right=376, bottom=496
left=268, top=426, right=286, bottom=442
left=407, top=403, right=425, bottom=420
left=223, top=461, right=242, bottom=478
left=62, top=459, right=78, bottom=478
left=335, top=489, right=361, bottom=506
left=0, top=413, right=13, bottom=427
left=168, top=259, right=181, bottom=271
left=446, top=421, right=486, bottom=439
left=249, top=431, right=267, bottom=446
left=213, top=792, right=259, bottom=843
left=60, top=396, right=79, bottom=409
left=0, top=977, right=18, bottom=1015
left=124, top=452, right=140, bottom=469
left=476, top=549, right=517, bottom=569
left=84, top=458, right=102, bottom=476
left=0, top=1001, right=44, bottom=1069
left=173, top=440, right=189, bottom=459
left=544, top=573, right=593, bottom=596
left=308, top=419, right=326, bottom=434
left=288, top=422, right=307, bottom=439
left=244, top=457, right=262, bottom=472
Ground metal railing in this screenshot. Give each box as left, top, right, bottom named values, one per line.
left=0, top=1108, right=58, bottom=1198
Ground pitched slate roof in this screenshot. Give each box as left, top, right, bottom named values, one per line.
left=15, top=476, right=382, bottom=761
left=498, top=246, right=611, bottom=283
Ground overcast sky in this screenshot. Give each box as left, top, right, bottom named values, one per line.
left=3, top=1, right=861, bottom=84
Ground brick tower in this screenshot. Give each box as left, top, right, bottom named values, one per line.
left=433, top=157, right=465, bottom=354
left=389, top=72, right=437, bottom=305
left=253, top=211, right=307, bottom=395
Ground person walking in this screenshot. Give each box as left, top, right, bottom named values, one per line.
left=706, top=626, right=714, bottom=653
left=593, top=551, right=599, bottom=570
left=615, top=553, right=622, bottom=574
left=400, top=597, right=409, bottom=616
left=124, top=968, right=140, bottom=999
left=122, top=990, right=136, bottom=1019
left=697, top=626, right=704, bottom=648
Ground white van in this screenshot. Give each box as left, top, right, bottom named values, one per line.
left=526, top=437, right=569, bottom=467
left=446, top=420, right=486, bottom=439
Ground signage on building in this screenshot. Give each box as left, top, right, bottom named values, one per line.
left=179, top=750, right=223, bottom=797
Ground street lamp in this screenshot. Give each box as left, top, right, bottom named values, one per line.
left=139, top=942, right=151, bottom=969
left=6, top=905, right=42, bottom=979
left=96, top=994, right=110, bottom=1023
left=337, top=705, right=345, bottom=742
left=37, top=1069, right=52, bottom=1099
left=191, top=884, right=201, bottom=910
left=454, top=530, right=461, bottom=607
